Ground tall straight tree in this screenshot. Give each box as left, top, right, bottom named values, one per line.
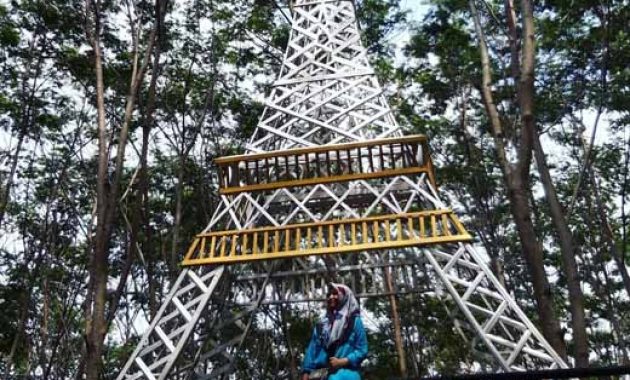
left=468, top=0, right=568, bottom=359
left=82, top=0, right=167, bottom=378
left=402, top=0, right=630, bottom=367
left=505, top=0, right=589, bottom=366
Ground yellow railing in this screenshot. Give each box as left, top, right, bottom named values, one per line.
left=182, top=209, right=471, bottom=266
left=215, top=135, right=436, bottom=195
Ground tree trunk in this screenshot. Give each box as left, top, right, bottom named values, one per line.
left=587, top=165, right=630, bottom=296
left=506, top=181, right=568, bottom=359
left=82, top=1, right=165, bottom=377
left=276, top=301, right=299, bottom=379
left=533, top=133, right=589, bottom=366
left=621, top=133, right=629, bottom=271
left=107, top=0, right=166, bottom=329
left=0, top=129, right=27, bottom=228
left=457, top=88, right=508, bottom=288
left=141, top=37, right=162, bottom=320
left=385, top=265, right=407, bottom=377
left=170, top=158, right=185, bottom=278
left=85, top=0, right=110, bottom=377
left=5, top=290, right=30, bottom=375
left=580, top=183, right=628, bottom=364
left=592, top=250, right=630, bottom=365
left=469, top=0, right=567, bottom=359
left=0, top=32, right=45, bottom=228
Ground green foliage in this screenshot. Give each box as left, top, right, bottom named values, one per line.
left=0, top=24, right=20, bottom=47
left=401, top=0, right=630, bottom=368
left=0, top=0, right=628, bottom=376
left=357, top=0, right=407, bottom=55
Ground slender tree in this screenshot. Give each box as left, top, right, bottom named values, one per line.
left=469, top=0, right=567, bottom=358
left=82, top=0, right=167, bottom=377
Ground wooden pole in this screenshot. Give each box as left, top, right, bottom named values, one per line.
left=385, top=261, right=407, bottom=377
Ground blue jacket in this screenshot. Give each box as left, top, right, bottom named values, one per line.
left=302, top=316, right=368, bottom=380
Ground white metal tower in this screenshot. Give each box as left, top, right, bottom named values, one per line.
left=117, top=0, right=567, bottom=378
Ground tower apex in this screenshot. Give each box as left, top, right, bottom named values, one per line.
left=247, top=0, right=400, bottom=153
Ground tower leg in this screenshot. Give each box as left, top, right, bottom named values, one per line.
left=422, top=243, right=568, bottom=370
left=116, top=267, right=224, bottom=380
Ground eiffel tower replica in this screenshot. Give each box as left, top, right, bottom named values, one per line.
left=117, top=0, right=568, bottom=378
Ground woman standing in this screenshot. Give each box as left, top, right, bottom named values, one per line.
left=301, top=283, right=368, bottom=380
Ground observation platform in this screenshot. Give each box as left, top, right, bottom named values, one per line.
left=215, top=135, right=437, bottom=194
left=182, top=209, right=472, bottom=266
left=182, top=135, right=473, bottom=266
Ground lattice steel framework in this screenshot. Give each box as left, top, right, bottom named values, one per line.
left=117, top=1, right=568, bottom=379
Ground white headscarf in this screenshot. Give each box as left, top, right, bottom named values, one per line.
left=319, top=283, right=360, bottom=349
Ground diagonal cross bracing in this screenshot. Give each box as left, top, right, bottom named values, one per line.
left=248, top=1, right=398, bottom=151
left=117, top=0, right=569, bottom=379
left=116, top=267, right=224, bottom=380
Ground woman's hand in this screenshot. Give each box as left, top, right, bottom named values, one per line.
left=301, top=373, right=309, bottom=380
left=329, top=357, right=349, bottom=369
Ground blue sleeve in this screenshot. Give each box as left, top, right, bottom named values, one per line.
left=345, top=317, right=368, bottom=367
left=302, top=327, right=323, bottom=373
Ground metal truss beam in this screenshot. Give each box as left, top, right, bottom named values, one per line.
left=118, top=0, right=568, bottom=378
left=116, top=267, right=224, bottom=380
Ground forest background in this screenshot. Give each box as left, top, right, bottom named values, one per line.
left=0, top=0, right=628, bottom=379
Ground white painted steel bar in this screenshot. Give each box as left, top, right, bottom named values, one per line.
left=119, top=0, right=568, bottom=376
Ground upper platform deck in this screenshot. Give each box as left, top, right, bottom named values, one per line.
left=215, top=135, right=436, bottom=195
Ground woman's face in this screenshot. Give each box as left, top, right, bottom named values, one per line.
left=327, top=289, right=339, bottom=311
